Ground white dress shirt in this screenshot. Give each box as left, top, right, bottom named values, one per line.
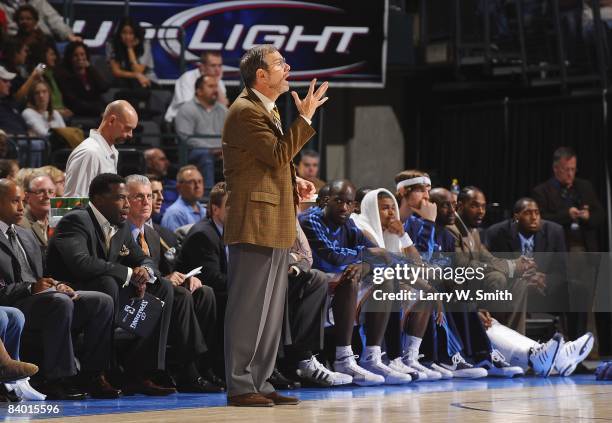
left=164, top=67, right=227, bottom=123
left=251, top=88, right=311, bottom=129
left=64, top=130, right=119, bottom=197
left=89, top=203, right=131, bottom=284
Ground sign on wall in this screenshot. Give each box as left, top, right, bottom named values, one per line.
left=58, top=0, right=388, bottom=87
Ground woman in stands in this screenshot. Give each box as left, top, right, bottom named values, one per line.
left=41, top=43, right=72, bottom=119
left=107, top=16, right=157, bottom=89
left=21, top=80, right=65, bottom=137
left=56, top=41, right=108, bottom=117
left=13, top=5, right=55, bottom=71
left=2, top=36, right=44, bottom=103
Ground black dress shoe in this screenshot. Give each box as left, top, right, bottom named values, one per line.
left=86, top=374, right=122, bottom=399
left=37, top=381, right=88, bottom=400
left=204, top=368, right=226, bottom=390
left=123, top=379, right=177, bottom=396
left=176, top=377, right=225, bottom=393
left=267, top=368, right=301, bottom=390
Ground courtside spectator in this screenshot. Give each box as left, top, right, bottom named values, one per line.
left=39, top=164, right=64, bottom=196
left=175, top=75, right=227, bottom=194
left=2, top=36, right=44, bottom=103
left=161, top=165, right=206, bottom=232
left=0, top=159, right=18, bottom=180
left=18, top=172, right=54, bottom=251
left=64, top=100, right=137, bottom=197
left=41, top=43, right=72, bottom=119
left=0, top=0, right=81, bottom=42
left=107, top=17, right=157, bottom=89
left=144, top=147, right=177, bottom=220
left=56, top=41, right=108, bottom=117
left=296, top=149, right=325, bottom=191
left=21, top=79, right=65, bottom=136
left=0, top=178, right=117, bottom=400
left=165, top=51, right=227, bottom=122
left=13, top=5, right=55, bottom=70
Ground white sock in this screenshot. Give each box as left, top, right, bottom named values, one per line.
left=336, top=345, right=354, bottom=361
left=362, top=345, right=381, bottom=362
left=405, top=335, right=422, bottom=358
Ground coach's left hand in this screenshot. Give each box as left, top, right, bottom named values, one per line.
left=296, top=176, right=316, bottom=201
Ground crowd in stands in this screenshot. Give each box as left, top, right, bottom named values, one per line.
left=0, top=1, right=604, bottom=404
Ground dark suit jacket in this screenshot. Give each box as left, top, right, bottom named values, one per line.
left=485, top=218, right=568, bottom=296
left=0, top=225, right=44, bottom=305
left=175, top=218, right=227, bottom=293
left=532, top=177, right=604, bottom=252
left=152, top=223, right=178, bottom=276
left=46, top=207, right=156, bottom=287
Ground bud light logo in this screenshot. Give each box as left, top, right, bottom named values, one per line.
left=65, top=0, right=387, bottom=86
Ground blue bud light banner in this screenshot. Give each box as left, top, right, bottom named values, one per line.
left=54, top=0, right=388, bottom=87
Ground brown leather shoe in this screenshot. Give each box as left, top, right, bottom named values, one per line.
left=87, top=374, right=122, bottom=399
left=123, top=378, right=177, bottom=396
left=264, top=391, right=299, bottom=405
left=0, top=360, right=38, bottom=383
left=228, top=392, right=274, bottom=407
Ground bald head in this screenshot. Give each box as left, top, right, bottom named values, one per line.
left=324, top=179, right=356, bottom=226
left=328, top=179, right=355, bottom=197
left=144, top=148, right=169, bottom=177
left=429, top=187, right=455, bottom=226
left=429, top=187, right=451, bottom=204
left=98, top=100, right=139, bottom=146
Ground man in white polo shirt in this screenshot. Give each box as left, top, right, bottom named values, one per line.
left=64, top=100, right=138, bottom=197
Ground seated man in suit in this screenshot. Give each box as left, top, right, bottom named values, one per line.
left=0, top=179, right=119, bottom=400
left=125, top=174, right=222, bottom=392
left=18, top=173, right=56, bottom=254
left=46, top=173, right=176, bottom=396
left=447, top=186, right=535, bottom=334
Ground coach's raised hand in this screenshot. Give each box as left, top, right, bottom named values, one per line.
left=291, top=78, right=329, bottom=120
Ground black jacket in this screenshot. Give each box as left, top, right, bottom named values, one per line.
left=175, top=218, right=227, bottom=293
left=47, top=207, right=156, bottom=287
left=0, top=225, right=43, bottom=305
left=532, top=177, right=604, bottom=252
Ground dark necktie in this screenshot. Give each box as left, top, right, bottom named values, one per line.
left=271, top=105, right=283, bottom=133
left=6, top=227, right=37, bottom=283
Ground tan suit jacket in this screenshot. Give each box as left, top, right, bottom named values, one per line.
left=447, top=222, right=509, bottom=275
left=222, top=88, right=315, bottom=248
left=18, top=208, right=48, bottom=249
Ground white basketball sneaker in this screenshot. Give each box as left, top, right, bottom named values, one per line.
left=529, top=333, right=563, bottom=377
left=297, top=355, right=353, bottom=386
left=333, top=355, right=385, bottom=386
left=429, top=363, right=454, bottom=379
left=437, top=353, right=488, bottom=379
left=475, top=349, right=524, bottom=378
left=388, top=357, right=426, bottom=382
left=402, top=350, right=443, bottom=381
left=554, top=332, right=594, bottom=377
left=360, top=351, right=413, bottom=385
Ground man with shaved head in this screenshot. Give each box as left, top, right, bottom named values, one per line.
left=64, top=100, right=139, bottom=197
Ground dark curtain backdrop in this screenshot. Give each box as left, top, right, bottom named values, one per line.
left=410, top=94, right=609, bottom=247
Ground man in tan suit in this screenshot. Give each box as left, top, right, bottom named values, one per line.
left=222, top=45, right=328, bottom=407
left=447, top=186, right=534, bottom=333
left=19, top=173, right=56, bottom=252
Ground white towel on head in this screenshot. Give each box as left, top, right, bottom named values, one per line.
left=352, top=188, right=413, bottom=253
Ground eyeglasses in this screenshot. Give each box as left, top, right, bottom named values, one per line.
left=28, top=189, right=55, bottom=197
left=129, top=193, right=153, bottom=202
left=266, top=57, right=287, bottom=69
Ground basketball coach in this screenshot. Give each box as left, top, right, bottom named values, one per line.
left=222, top=45, right=329, bottom=406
